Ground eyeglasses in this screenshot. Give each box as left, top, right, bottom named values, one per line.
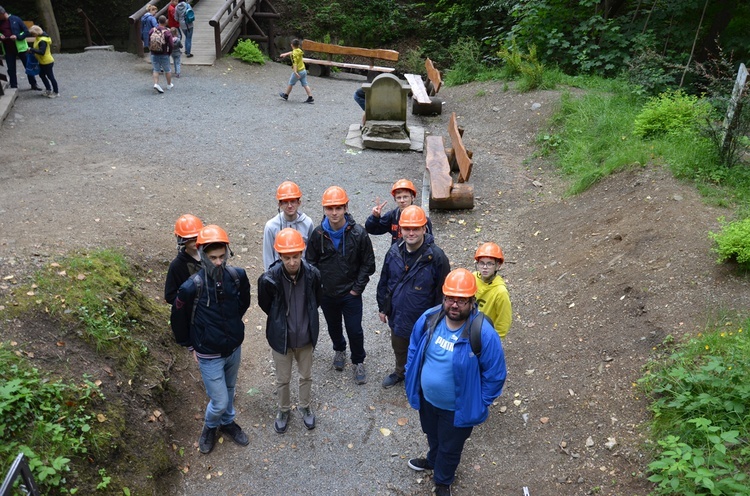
left=476, top=261, right=496, bottom=268
left=444, top=297, right=471, bottom=307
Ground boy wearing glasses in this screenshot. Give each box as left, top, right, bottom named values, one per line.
left=376, top=205, right=449, bottom=389
left=171, top=225, right=252, bottom=455
left=263, top=181, right=315, bottom=270
left=473, top=242, right=512, bottom=338
left=405, top=268, right=506, bottom=496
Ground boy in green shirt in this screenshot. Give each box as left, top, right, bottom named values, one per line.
left=279, top=39, right=314, bottom=104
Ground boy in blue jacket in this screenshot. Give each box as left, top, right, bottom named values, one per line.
left=405, top=268, right=506, bottom=496
left=171, top=225, right=251, bottom=455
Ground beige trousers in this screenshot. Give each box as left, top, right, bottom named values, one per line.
left=272, top=343, right=313, bottom=411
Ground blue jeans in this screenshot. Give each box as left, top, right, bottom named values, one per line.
left=172, top=53, right=181, bottom=75
left=4, top=51, right=38, bottom=89
left=321, top=293, right=366, bottom=364
left=419, top=398, right=474, bottom=486
left=150, top=53, right=171, bottom=73
left=354, top=88, right=366, bottom=111
left=198, top=347, right=241, bottom=428
left=39, top=63, right=58, bottom=93
left=183, top=26, right=193, bottom=55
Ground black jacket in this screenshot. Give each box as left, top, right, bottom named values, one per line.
left=376, top=233, right=450, bottom=338
left=170, top=265, right=251, bottom=355
left=257, top=260, right=322, bottom=355
left=306, top=213, right=376, bottom=297
left=164, top=250, right=201, bottom=305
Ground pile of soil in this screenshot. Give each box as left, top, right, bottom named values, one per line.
left=0, top=51, right=748, bottom=495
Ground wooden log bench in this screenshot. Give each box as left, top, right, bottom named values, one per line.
left=405, top=58, right=444, bottom=115
left=301, top=39, right=399, bottom=78
left=425, top=112, right=474, bottom=210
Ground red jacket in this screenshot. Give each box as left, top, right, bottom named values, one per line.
left=167, top=4, right=180, bottom=29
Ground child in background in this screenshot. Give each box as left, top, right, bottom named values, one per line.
left=170, top=27, right=182, bottom=78
left=278, top=39, right=314, bottom=104
left=164, top=214, right=203, bottom=305
left=28, top=25, right=59, bottom=98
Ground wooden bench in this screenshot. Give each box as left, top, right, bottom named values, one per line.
left=405, top=58, right=444, bottom=115
left=425, top=112, right=474, bottom=210
left=301, top=39, right=399, bottom=78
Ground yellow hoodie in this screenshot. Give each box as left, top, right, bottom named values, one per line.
left=474, top=272, right=512, bottom=338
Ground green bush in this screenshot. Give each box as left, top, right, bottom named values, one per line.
left=230, top=39, right=266, bottom=65
left=0, top=344, right=106, bottom=494
left=709, top=217, right=750, bottom=269
left=639, top=322, right=750, bottom=495
left=633, top=90, right=712, bottom=138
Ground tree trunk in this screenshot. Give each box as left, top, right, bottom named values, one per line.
left=680, top=0, right=709, bottom=87
left=695, top=0, right=739, bottom=63
left=34, top=0, right=60, bottom=52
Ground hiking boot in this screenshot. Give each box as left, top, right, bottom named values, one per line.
left=167, top=83, right=174, bottom=90
left=31, top=86, right=42, bottom=91
left=435, top=484, right=452, bottom=496
left=274, top=410, right=290, bottom=434
left=407, top=458, right=433, bottom=471
left=354, top=363, right=367, bottom=385
left=279, top=92, right=288, bottom=100
left=219, top=421, right=249, bottom=446
left=41, top=90, right=50, bottom=97
left=382, top=373, right=404, bottom=389
left=46, top=92, right=59, bottom=99
left=299, top=406, right=315, bottom=430
left=154, top=83, right=164, bottom=93
left=198, top=425, right=218, bottom=454
left=305, top=96, right=314, bottom=104
left=333, top=350, right=346, bottom=371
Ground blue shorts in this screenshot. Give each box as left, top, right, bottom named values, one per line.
left=288, top=69, right=308, bottom=87
left=151, top=54, right=171, bottom=73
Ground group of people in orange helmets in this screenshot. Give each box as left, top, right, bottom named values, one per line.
left=166, top=178, right=511, bottom=496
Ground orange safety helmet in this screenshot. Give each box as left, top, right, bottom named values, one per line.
left=276, top=181, right=302, bottom=201
left=174, top=214, right=204, bottom=239
left=474, top=242, right=505, bottom=265
left=391, top=179, right=417, bottom=197
left=274, top=228, right=306, bottom=254
left=399, top=205, right=428, bottom=228
left=321, top=186, right=349, bottom=206
left=442, top=268, right=477, bottom=298
left=196, top=225, right=230, bottom=248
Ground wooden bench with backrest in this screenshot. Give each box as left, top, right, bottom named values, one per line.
left=300, top=39, right=399, bottom=78
left=425, top=112, right=474, bottom=210
left=405, top=58, right=444, bottom=115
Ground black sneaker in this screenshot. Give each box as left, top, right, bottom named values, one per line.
left=198, top=425, right=218, bottom=454
left=186, top=53, right=194, bottom=58
left=435, top=484, right=452, bottom=496
left=219, top=421, right=249, bottom=446
left=279, top=92, right=288, bottom=100
left=382, top=373, right=404, bottom=389
left=305, top=96, right=314, bottom=104
left=31, top=86, right=42, bottom=91
left=407, top=458, right=433, bottom=471
left=299, top=406, right=315, bottom=430
left=274, top=410, right=290, bottom=434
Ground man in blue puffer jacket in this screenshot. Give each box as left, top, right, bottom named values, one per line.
left=171, top=225, right=251, bottom=455
left=405, top=268, right=507, bottom=496
left=376, top=205, right=449, bottom=389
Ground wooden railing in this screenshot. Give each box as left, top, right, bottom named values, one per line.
left=209, top=0, right=279, bottom=60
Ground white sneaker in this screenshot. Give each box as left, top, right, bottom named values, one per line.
left=46, top=92, right=59, bottom=99
left=154, top=83, right=164, bottom=93
left=167, top=83, right=174, bottom=90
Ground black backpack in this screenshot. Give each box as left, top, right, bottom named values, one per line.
left=423, top=309, right=492, bottom=357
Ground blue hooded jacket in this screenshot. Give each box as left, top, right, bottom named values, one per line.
left=405, top=304, right=507, bottom=427
left=375, top=233, right=450, bottom=338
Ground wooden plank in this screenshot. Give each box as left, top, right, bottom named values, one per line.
left=425, top=58, right=442, bottom=95
left=429, top=183, right=474, bottom=210
left=425, top=135, right=452, bottom=200
left=448, top=112, right=473, bottom=183
left=302, top=58, right=395, bottom=72
left=404, top=73, right=431, bottom=104
left=301, top=39, right=399, bottom=61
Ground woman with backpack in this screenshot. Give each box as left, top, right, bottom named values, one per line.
left=140, top=4, right=158, bottom=50
left=175, top=0, right=194, bottom=57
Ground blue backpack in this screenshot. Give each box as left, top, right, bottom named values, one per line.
left=184, top=4, right=195, bottom=24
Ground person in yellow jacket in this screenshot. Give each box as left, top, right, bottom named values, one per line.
left=473, top=242, right=512, bottom=338
left=28, top=25, right=59, bottom=98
